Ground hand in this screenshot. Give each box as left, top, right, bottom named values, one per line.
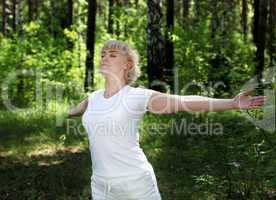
left=232, top=90, right=267, bottom=110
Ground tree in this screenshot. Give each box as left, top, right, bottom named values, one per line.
left=66, top=0, right=74, bottom=51
left=165, top=0, right=174, bottom=92
left=134, top=0, right=139, bottom=8
left=18, top=0, right=25, bottom=99
left=241, top=0, right=248, bottom=41
left=67, top=0, right=73, bottom=29
left=84, top=0, right=97, bottom=92
left=2, top=0, right=7, bottom=35
left=17, top=0, right=23, bottom=36
left=147, top=0, right=166, bottom=92
left=114, top=0, right=121, bottom=38
left=268, top=0, right=276, bottom=67
left=107, top=0, right=114, bottom=34
left=28, top=0, right=33, bottom=22
left=183, top=0, right=190, bottom=25
left=12, top=0, right=17, bottom=32
left=253, top=0, right=269, bottom=88
left=193, top=0, right=200, bottom=25
left=210, top=0, right=219, bottom=40
left=208, top=1, right=237, bottom=97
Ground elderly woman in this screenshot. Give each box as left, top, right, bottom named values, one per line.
left=68, top=40, right=266, bottom=200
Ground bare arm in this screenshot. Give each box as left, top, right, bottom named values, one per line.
left=147, top=90, right=266, bottom=114
left=68, top=98, right=88, bottom=117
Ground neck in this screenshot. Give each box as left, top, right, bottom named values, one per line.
left=104, top=78, right=127, bottom=98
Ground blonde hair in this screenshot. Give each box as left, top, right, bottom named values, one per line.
left=101, top=40, right=141, bottom=85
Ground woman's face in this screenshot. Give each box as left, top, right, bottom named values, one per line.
left=100, top=48, right=129, bottom=81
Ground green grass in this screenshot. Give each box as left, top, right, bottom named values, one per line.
left=1, top=103, right=276, bottom=200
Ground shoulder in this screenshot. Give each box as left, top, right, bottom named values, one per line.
left=126, top=86, right=157, bottom=112
left=88, top=89, right=103, bottom=101
left=127, top=86, right=155, bottom=97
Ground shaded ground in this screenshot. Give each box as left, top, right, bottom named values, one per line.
left=0, top=147, right=91, bottom=200
left=1, top=110, right=276, bottom=200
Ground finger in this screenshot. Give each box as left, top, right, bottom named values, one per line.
left=249, top=100, right=266, bottom=106
left=251, top=95, right=266, bottom=100
left=250, top=96, right=267, bottom=103
left=249, top=98, right=266, bottom=104
left=250, top=97, right=266, bottom=102
left=246, top=102, right=264, bottom=108
left=248, top=105, right=264, bottom=109
left=249, top=96, right=266, bottom=104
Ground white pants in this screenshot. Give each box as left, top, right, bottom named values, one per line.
left=91, top=169, right=162, bottom=200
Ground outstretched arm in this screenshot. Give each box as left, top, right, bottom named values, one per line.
left=68, top=98, right=88, bottom=117
left=147, top=90, right=266, bottom=114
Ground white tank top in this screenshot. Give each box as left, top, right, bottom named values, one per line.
left=82, top=85, right=155, bottom=178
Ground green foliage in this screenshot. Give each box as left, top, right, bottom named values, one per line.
left=141, top=111, right=276, bottom=199
left=0, top=0, right=275, bottom=199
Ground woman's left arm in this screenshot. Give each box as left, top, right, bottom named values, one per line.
left=147, top=90, right=267, bottom=114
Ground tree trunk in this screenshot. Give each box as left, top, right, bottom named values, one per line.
left=253, top=0, right=269, bottom=88
left=12, top=0, right=16, bottom=32
left=108, top=0, right=114, bottom=34
left=67, top=0, right=73, bottom=28
left=147, top=0, right=166, bottom=92
left=183, top=0, right=190, bottom=25
left=193, top=0, right=200, bottom=25
left=84, top=0, right=97, bottom=92
left=17, top=0, right=23, bottom=36
left=16, top=0, right=25, bottom=105
left=210, top=0, right=219, bottom=40
left=135, top=0, right=139, bottom=8
left=2, top=0, right=7, bottom=35
left=49, top=0, right=58, bottom=37
left=33, top=0, right=39, bottom=20
left=77, top=0, right=81, bottom=68
left=165, top=0, right=174, bottom=92
left=241, top=0, right=248, bottom=41
left=115, top=19, right=120, bottom=37
left=268, top=0, right=276, bottom=67
left=28, top=0, right=33, bottom=22
left=65, top=0, right=74, bottom=69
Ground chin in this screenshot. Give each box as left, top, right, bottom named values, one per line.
left=99, top=69, right=108, bottom=76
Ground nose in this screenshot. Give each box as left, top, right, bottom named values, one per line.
left=102, top=55, right=108, bottom=63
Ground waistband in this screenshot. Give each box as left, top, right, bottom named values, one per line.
left=91, top=169, right=154, bottom=198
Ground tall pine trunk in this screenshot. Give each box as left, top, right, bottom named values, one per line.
left=268, top=0, right=276, bottom=67
left=67, top=0, right=73, bottom=29
left=210, top=0, right=219, bottom=40
left=165, top=0, right=174, bottom=92
left=147, top=0, right=166, bottom=92
left=28, top=0, right=33, bottom=22
left=241, top=0, right=248, bottom=41
left=66, top=0, right=73, bottom=49
left=66, top=0, right=74, bottom=70
left=84, top=0, right=97, bottom=92
left=253, top=0, right=269, bottom=89
left=77, top=0, right=82, bottom=68
left=183, top=0, right=190, bottom=25
left=114, top=1, right=121, bottom=38
left=135, top=0, right=139, bottom=8
left=12, top=0, right=17, bottom=32
left=2, top=0, right=7, bottom=35
left=108, top=0, right=114, bottom=34
left=17, top=0, right=25, bottom=100
left=193, top=0, right=200, bottom=25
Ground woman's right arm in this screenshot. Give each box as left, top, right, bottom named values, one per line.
left=68, top=98, right=88, bottom=117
